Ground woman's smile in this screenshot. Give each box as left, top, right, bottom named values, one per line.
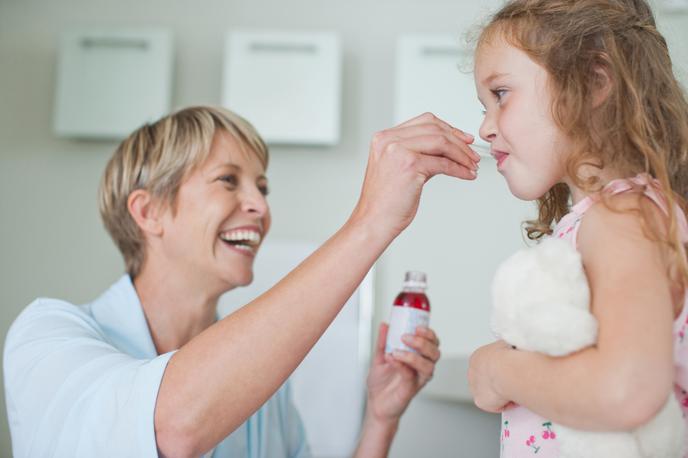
left=218, top=225, right=263, bottom=257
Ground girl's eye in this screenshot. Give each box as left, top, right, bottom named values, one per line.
left=491, top=88, right=507, bottom=103
left=259, top=184, right=269, bottom=196
left=219, top=175, right=238, bottom=187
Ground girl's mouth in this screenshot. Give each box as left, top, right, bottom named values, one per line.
left=493, top=151, right=509, bottom=169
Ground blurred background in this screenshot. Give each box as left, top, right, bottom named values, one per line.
left=1, top=0, right=687, bottom=456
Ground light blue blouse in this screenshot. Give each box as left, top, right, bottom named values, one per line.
left=3, top=275, right=311, bottom=458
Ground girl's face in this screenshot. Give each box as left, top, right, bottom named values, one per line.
left=475, top=36, right=571, bottom=201
left=159, top=131, right=271, bottom=293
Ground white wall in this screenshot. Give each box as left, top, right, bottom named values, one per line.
left=1, top=0, right=687, bottom=456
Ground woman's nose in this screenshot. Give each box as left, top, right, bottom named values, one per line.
left=240, top=186, right=269, bottom=217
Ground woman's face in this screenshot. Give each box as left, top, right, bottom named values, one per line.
left=159, top=130, right=271, bottom=292
left=475, top=36, right=571, bottom=201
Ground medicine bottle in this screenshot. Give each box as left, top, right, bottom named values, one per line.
left=385, top=271, right=430, bottom=353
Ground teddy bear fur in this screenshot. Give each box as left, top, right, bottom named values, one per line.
left=491, top=237, right=685, bottom=458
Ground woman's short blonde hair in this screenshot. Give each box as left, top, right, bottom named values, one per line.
left=98, top=106, right=269, bottom=277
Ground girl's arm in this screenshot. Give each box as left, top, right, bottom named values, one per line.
left=470, top=193, right=677, bottom=431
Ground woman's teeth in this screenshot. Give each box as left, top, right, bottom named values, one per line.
left=230, top=243, right=254, bottom=252
left=219, top=230, right=262, bottom=246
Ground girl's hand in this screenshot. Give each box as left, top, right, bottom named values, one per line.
left=468, top=341, right=514, bottom=413
left=365, top=323, right=441, bottom=424
left=351, top=112, right=480, bottom=240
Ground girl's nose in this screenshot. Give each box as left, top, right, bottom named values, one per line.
left=479, top=111, right=497, bottom=144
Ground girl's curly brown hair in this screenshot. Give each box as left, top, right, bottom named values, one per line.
left=478, top=0, right=688, bottom=287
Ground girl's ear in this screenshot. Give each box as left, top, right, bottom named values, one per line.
left=591, top=64, right=613, bottom=109
left=127, top=189, right=165, bottom=237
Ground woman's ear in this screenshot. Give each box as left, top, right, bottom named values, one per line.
left=591, top=64, right=613, bottom=109
left=127, top=189, right=165, bottom=237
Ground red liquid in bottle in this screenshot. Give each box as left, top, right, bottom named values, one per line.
left=393, top=291, right=430, bottom=312
left=386, top=271, right=431, bottom=353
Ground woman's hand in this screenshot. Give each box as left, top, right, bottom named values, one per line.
left=351, top=113, right=480, bottom=239
left=468, top=340, right=514, bottom=413
left=365, top=322, right=441, bottom=424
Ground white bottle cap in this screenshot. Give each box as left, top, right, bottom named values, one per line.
left=403, top=271, right=427, bottom=289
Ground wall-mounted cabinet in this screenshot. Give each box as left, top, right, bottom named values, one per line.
left=54, top=28, right=173, bottom=139
left=222, top=30, right=342, bottom=146
left=395, top=34, right=489, bottom=156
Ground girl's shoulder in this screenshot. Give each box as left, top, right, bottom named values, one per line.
left=576, top=174, right=687, bottom=248
left=552, top=177, right=663, bottom=248
left=574, top=174, right=687, bottom=314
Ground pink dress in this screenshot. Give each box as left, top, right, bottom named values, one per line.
left=500, top=173, right=688, bottom=457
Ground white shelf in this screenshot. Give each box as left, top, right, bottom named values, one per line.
left=661, top=0, right=688, bottom=12
left=421, top=355, right=474, bottom=403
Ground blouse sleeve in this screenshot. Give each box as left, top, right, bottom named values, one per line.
left=279, top=381, right=312, bottom=458
left=3, top=299, right=174, bottom=458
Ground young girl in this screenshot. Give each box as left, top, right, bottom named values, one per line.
left=467, top=0, right=688, bottom=456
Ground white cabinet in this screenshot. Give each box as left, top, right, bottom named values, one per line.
left=395, top=34, right=489, bottom=155
left=54, top=28, right=173, bottom=139
left=222, top=30, right=342, bottom=146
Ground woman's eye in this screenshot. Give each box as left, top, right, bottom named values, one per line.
left=219, top=175, right=238, bottom=186
left=259, top=185, right=270, bottom=196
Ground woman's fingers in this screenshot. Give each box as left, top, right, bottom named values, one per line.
left=416, top=154, right=477, bottom=181
left=393, top=113, right=477, bottom=145
left=391, top=350, right=435, bottom=385
left=373, top=323, right=389, bottom=364
left=415, top=326, right=440, bottom=347
left=384, top=124, right=481, bottom=163
left=352, top=112, right=480, bottom=238
left=386, top=136, right=479, bottom=175
left=401, top=334, right=441, bottom=363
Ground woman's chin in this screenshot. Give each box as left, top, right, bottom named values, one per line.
left=224, top=272, right=254, bottom=289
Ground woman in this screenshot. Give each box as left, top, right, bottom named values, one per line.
left=4, top=106, right=480, bottom=457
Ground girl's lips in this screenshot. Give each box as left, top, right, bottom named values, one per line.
left=493, top=151, right=509, bottom=169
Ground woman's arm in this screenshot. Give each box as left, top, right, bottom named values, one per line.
left=155, top=114, right=479, bottom=457
left=469, top=193, right=676, bottom=431
left=353, top=324, right=440, bottom=458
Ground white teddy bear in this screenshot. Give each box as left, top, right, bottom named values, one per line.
left=491, top=237, right=685, bottom=458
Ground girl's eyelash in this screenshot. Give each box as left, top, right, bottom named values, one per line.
left=491, top=88, right=507, bottom=101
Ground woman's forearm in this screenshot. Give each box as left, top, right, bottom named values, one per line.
left=155, top=214, right=393, bottom=456
left=154, top=114, right=479, bottom=456
left=353, top=410, right=399, bottom=458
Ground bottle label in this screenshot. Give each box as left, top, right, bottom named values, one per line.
left=385, top=306, right=430, bottom=354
